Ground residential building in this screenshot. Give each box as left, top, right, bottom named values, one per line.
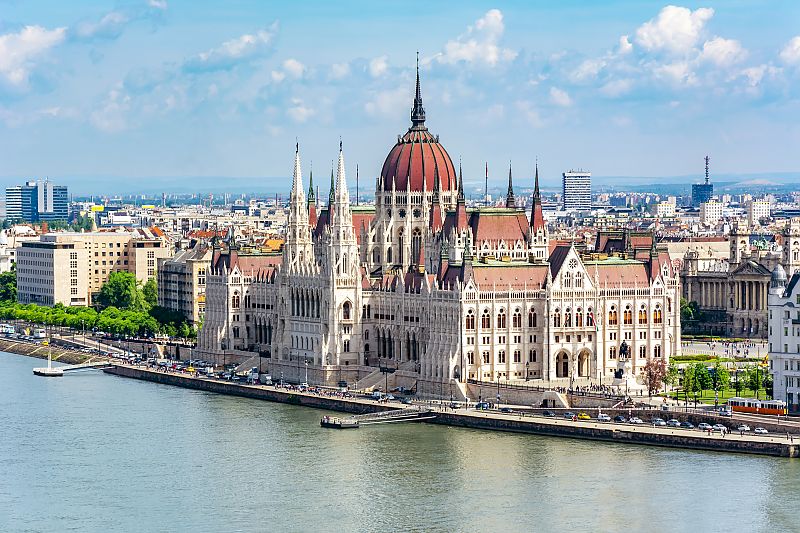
left=656, top=200, right=676, bottom=219
left=562, top=171, right=591, bottom=211
left=700, top=200, right=723, bottom=226
left=158, top=244, right=212, bottom=324
left=748, top=199, right=771, bottom=226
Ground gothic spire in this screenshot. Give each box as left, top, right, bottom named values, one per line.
left=328, top=159, right=335, bottom=207
left=457, top=161, right=465, bottom=203
left=410, top=52, right=426, bottom=130
left=291, top=141, right=303, bottom=199
left=530, top=160, right=545, bottom=231
left=307, top=163, right=315, bottom=206
left=506, top=161, right=516, bottom=208
left=533, top=159, right=541, bottom=199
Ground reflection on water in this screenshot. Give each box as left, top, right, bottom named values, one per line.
left=0, top=352, right=797, bottom=533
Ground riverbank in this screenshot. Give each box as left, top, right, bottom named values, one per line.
left=104, top=364, right=800, bottom=458
left=0, top=338, right=107, bottom=366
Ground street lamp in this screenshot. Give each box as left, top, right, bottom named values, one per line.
left=304, top=358, right=309, bottom=385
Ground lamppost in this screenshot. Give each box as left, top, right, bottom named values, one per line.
left=525, top=361, right=529, bottom=382
left=304, top=358, right=309, bottom=385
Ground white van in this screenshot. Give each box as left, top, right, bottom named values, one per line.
left=33, top=328, right=46, bottom=339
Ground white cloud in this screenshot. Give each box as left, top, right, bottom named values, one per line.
left=74, top=11, right=129, bottom=39
left=282, top=58, right=305, bottom=78
left=572, top=58, right=607, bottom=82
left=737, top=64, right=782, bottom=88
left=514, top=100, right=543, bottom=127
left=549, top=87, right=572, bottom=107
left=435, top=9, right=517, bottom=67
left=148, top=0, right=168, bottom=9
left=600, top=78, right=633, bottom=97
left=780, top=36, right=800, bottom=65
left=700, top=37, right=747, bottom=67
left=91, top=87, right=131, bottom=132
left=653, top=61, right=697, bottom=85
left=368, top=55, right=388, bottom=77
left=364, top=87, right=407, bottom=117
left=0, top=25, right=66, bottom=87
left=635, top=6, right=714, bottom=54
left=331, top=62, right=350, bottom=79
left=270, top=70, right=285, bottom=83
left=184, top=23, right=278, bottom=72
left=287, top=99, right=314, bottom=122
left=618, top=35, right=633, bottom=55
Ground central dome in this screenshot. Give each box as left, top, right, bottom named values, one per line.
left=379, top=67, right=457, bottom=193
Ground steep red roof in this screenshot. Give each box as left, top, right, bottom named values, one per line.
left=470, top=210, right=529, bottom=244
left=471, top=264, right=548, bottom=289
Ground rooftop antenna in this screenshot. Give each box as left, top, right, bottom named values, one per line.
left=356, top=164, right=359, bottom=206
left=704, top=155, right=710, bottom=184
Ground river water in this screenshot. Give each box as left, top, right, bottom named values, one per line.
left=1, top=352, right=798, bottom=533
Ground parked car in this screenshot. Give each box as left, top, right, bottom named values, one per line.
left=597, top=413, right=611, bottom=422
left=698, top=422, right=712, bottom=431
left=754, top=427, right=769, bottom=435
left=712, top=424, right=728, bottom=432
left=629, top=417, right=644, bottom=424
left=613, top=415, right=627, bottom=423
left=737, top=424, right=751, bottom=432
left=500, top=407, right=513, bottom=413
left=680, top=421, right=695, bottom=429
left=666, top=419, right=681, bottom=427
left=564, top=412, right=576, bottom=420
left=542, top=410, right=556, bottom=417
left=651, top=418, right=667, bottom=427
left=475, top=401, right=490, bottom=410
left=577, top=412, right=591, bottom=420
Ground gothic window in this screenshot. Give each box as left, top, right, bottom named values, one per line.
left=528, top=309, right=537, bottom=328
left=564, top=271, right=572, bottom=288
left=467, top=351, right=475, bottom=364
left=497, top=309, right=507, bottom=329
left=639, top=346, right=647, bottom=358
left=466, top=309, right=476, bottom=330
left=529, top=349, right=537, bottom=362
left=587, top=308, right=594, bottom=326
left=498, top=350, right=506, bottom=364
left=482, top=351, right=490, bottom=364
left=481, top=309, right=491, bottom=329
left=343, top=301, right=351, bottom=320
left=564, top=308, right=572, bottom=328
left=512, top=309, right=522, bottom=328
left=231, top=292, right=240, bottom=309
left=654, top=306, right=663, bottom=324
left=553, top=309, right=561, bottom=328
left=638, top=305, right=648, bottom=325
left=608, top=306, right=618, bottom=325
left=654, top=345, right=662, bottom=358
left=344, top=340, right=350, bottom=352
left=575, top=271, right=583, bottom=288
left=411, top=228, right=422, bottom=264
left=513, top=350, right=521, bottom=363
left=624, top=306, right=632, bottom=325
left=576, top=308, right=583, bottom=328
left=609, top=346, right=617, bottom=359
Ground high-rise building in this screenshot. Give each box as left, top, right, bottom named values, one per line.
left=4, top=180, right=68, bottom=222
left=562, top=170, right=591, bottom=210
left=691, top=156, right=714, bottom=207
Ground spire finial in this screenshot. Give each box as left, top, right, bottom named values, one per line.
left=457, top=159, right=465, bottom=202
left=339, top=137, right=343, bottom=152
left=411, top=53, right=426, bottom=129
left=506, top=160, right=515, bottom=208
left=534, top=158, right=540, bottom=198
left=296, top=138, right=299, bottom=153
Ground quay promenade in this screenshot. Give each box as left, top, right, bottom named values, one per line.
left=105, top=364, right=800, bottom=458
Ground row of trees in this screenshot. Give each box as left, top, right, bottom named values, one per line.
left=0, top=269, right=196, bottom=339
left=643, top=358, right=772, bottom=398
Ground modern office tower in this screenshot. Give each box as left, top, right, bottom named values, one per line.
left=562, top=170, right=591, bottom=210
left=4, top=180, right=68, bottom=222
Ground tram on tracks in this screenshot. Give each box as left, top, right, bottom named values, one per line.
left=726, top=397, right=787, bottom=416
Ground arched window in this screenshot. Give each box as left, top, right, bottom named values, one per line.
left=654, top=345, right=662, bottom=358
left=587, top=308, right=595, bottom=326
left=411, top=228, right=422, bottom=265
left=608, top=305, right=618, bottom=325
left=512, top=309, right=522, bottom=328
left=467, top=351, right=475, bottom=364
left=528, top=309, right=537, bottom=328
left=465, top=309, right=476, bottom=330
left=609, top=346, right=617, bottom=359
left=639, top=345, right=646, bottom=358
left=638, top=305, right=648, bottom=325
left=497, top=309, right=507, bottom=329
left=529, top=349, right=537, bottom=362
left=564, top=271, right=572, bottom=288
left=513, top=350, right=521, bottom=363
left=553, top=308, right=561, bottom=328
left=575, top=271, right=583, bottom=288
left=653, top=305, right=663, bottom=324
left=343, top=301, right=351, bottom=320
left=481, top=309, right=491, bottom=329
left=576, top=307, right=583, bottom=328
left=564, top=308, right=572, bottom=328
left=624, top=305, right=632, bottom=325
left=482, top=351, right=490, bottom=364
left=498, top=350, right=506, bottom=363
left=232, top=292, right=240, bottom=309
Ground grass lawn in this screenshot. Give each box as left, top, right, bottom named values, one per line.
left=664, top=388, right=770, bottom=405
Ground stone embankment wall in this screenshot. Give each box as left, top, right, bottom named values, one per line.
left=104, top=365, right=799, bottom=458
left=0, top=338, right=98, bottom=366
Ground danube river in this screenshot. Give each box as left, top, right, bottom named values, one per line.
left=1, top=352, right=798, bottom=533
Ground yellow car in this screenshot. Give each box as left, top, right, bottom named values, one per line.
left=577, top=412, right=591, bottom=420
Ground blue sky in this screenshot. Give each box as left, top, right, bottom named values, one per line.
left=1, top=1, right=800, bottom=193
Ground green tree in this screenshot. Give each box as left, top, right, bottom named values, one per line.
left=747, top=365, right=765, bottom=397
left=96, top=272, right=149, bottom=311
left=0, top=268, right=16, bottom=302
left=664, top=361, right=680, bottom=389
left=142, top=278, right=158, bottom=309
left=712, top=360, right=730, bottom=392
left=693, top=363, right=712, bottom=393
left=680, top=298, right=702, bottom=322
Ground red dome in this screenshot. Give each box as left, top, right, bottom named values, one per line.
left=379, top=63, right=457, bottom=193
left=380, top=129, right=457, bottom=193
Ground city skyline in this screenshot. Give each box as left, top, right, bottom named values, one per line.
left=2, top=1, right=800, bottom=191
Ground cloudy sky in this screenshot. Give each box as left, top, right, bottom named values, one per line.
left=1, top=1, right=799, bottom=192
